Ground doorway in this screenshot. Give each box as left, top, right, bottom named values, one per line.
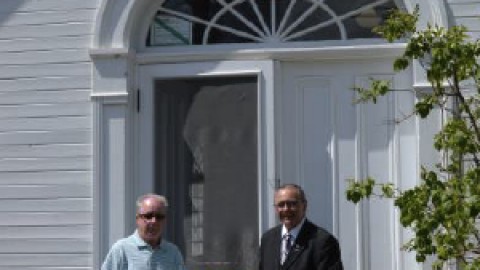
left=136, top=58, right=414, bottom=270
left=136, top=60, right=277, bottom=270
left=154, top=77, right=258, bottom=270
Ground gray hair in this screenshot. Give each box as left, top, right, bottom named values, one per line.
left=276, top=183, right=307, bottom=202
left=135, top=193, right=168, bottom=213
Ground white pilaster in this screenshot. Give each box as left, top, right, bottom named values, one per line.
left=90, top=49, right=136, bottom=268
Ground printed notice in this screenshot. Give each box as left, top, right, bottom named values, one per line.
left=151, top=15, right=192, bottom=46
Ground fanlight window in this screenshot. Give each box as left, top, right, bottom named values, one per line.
left=146, top=0, right=398, bottom=46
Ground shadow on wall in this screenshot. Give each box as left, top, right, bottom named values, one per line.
left=0, top=0, right=26, bottom=23
left=443, top=4, right=455, bottom=27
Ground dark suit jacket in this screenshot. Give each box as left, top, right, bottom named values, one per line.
left=259, top=219, right=343, bottom=270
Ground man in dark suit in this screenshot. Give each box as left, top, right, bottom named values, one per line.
left=259, top=184, right=343, bottom=270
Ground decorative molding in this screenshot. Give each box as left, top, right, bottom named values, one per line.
left=136, top=43, right=408, bottom=64
left=94, top=0, right=163, bottom=48
left=89, top=48, right=132, bottom=59
left=90, top=92, right=129, bottom=104
left=412, top=83, right=434, bottom=91
left=91, top=50, right=133, bottom=100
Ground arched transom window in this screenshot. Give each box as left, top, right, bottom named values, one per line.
left=146, top=0, right=398, bottom=46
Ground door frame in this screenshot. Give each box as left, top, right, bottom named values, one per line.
left=135, top=60, right=278, bottom=237
left=89, top=45, right=409, bottom=267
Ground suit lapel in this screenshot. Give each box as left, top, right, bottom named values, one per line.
left=272, top=226, right=283, bottom=269
left=281, top=242, right=305, bottom=269
left=281, top=220, right=314, bottom=270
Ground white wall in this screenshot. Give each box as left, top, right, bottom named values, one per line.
left=448, top=0, right=480, bottom=38
left=0, top=0, right=97, bottom=269
left=0, top=0, right=479, bottom=269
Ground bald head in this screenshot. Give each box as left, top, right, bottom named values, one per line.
left=136, top=194, right=168, bottom=214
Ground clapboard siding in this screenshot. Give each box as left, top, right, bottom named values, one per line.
left=0, top=49, right=91, bottom=65
left=0, top=212, right=92, bottom=226
left=0, top=103, right=91, bottom=118
left=0, top=118, right=92, bottom=134
left=0, top=23, right=93, bottom=39
left=1, top=0, right=98, bottom=13
left=0, top=254, right=91, bottom=267
left=448, top=0, right=480, bottom=3
left=449, top=0, right=480, bottom=34
left=0, top=171, right=90, bottom=185
left=0, top=129, right=90, bottom=144
left=0, top=62, right=90, bottom=79
left=0, top=117, right=89, bottom=132
left=0, top=265, right=92, bottom=270
left=0, top=199, right=91, bottom=212
left=449, top=3, right=480, bottom=16
left=0, top=225, right=92, bottom=238
left=0, top=157, right=91, bottom=172
left=0, top=182, right=90, bottom=197
left=0, top=90, right=90, bottom=105
left=0, top=76, right=91, bottom=92
left=0, top=36, right=91, bottom=52
left=0, top=239, right=91, bottom=253
left=456, top=17, right=480, bottom=31
left=0, top=0, right=96, bottom=268
left=1, top=9, right=96, bottom=26
left=0, top=144, right=90, bottom=158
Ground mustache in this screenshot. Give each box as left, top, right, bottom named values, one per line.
left=280, top=213, right=296, bottom=218
left=145, top=224, right=161, bottom=232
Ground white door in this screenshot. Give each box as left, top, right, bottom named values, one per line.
left=278, top=60, right=417, bottom=270
left=136, top=58, right=417, bottom=270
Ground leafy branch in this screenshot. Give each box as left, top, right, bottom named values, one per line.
left=346, top=6, right=480, bottom=269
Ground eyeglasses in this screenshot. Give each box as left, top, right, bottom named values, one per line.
left=275, top=200, right=301, bottom=209
left=138, top=212, right=166, bottom=221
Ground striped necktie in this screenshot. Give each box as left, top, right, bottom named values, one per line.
left=281, top=233, right=292, bottom=265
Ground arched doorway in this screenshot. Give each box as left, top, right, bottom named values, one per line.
left=91, top=1, right=449, bottom=269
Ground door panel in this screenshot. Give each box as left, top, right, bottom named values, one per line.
left=279, top=61, right=416, bottom=270
left=356, top=75, right=395, bottom=270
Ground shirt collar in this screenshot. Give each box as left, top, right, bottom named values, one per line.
left=281, top=217, right=306, bottom=240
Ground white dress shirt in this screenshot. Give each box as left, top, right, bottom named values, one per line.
left=280, top=218, right=306, bottom=264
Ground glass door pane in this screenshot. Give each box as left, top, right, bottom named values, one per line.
left=154, top=76, right=258, bottom=270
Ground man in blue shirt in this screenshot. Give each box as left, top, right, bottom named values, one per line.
left=102, top=194, right=186, bottom=270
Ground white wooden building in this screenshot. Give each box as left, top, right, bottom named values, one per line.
left=0, top=0, right=476, bottom=269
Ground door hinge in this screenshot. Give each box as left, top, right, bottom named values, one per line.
left=137, top=89, right=141, bottom=112
left=275, top=178, right=280, bottom=189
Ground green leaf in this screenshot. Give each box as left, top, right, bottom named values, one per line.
left=381, top=183, right=395, bottom=198
left=393, top=57, right=409, bottom=71
left=348, top=5, right=480, bottom=269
